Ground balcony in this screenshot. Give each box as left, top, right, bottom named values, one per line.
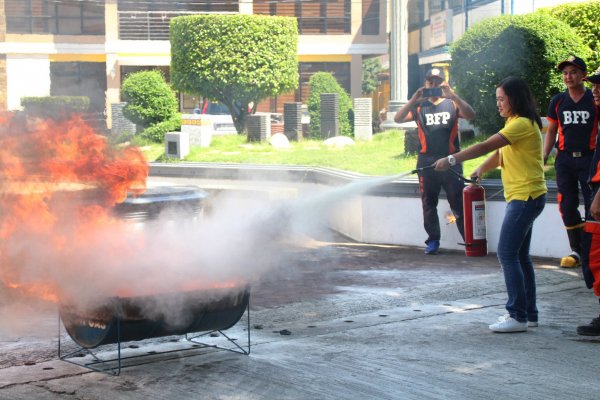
left=118, top=11, right=236, bottom=41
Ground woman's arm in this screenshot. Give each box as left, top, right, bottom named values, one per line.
left=433, top=133, right=509, bottom=171
left=472, top=150, right=500, bottom=178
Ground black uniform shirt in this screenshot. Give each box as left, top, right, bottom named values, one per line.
left=413, top=98, right=460, bottom=156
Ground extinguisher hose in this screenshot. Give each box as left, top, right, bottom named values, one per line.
left=447, top=167, right=479, bottom=184
left=411, top=164, right=482, bottom=186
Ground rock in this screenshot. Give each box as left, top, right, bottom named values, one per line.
left=323, top=136, right=355, bottom=148
left=269, top=133, right=290, bottom=149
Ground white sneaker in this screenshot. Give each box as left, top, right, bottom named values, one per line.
left=497, top=314, right=538, bottom=328
left=489, top=316, right=528, bottom=332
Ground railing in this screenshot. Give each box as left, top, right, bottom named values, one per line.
left=118, top=11, right=351, bottom=40
left=118, top=11, right=237, bottom=41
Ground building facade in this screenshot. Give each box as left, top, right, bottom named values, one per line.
left=0, top=0, right=388, bottom=128
left=405, top=0, right=591, bottom=96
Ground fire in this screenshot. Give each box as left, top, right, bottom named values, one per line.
left=445, top=211, right=457, bottom=225
left=0, top=112, right=148, bottom=303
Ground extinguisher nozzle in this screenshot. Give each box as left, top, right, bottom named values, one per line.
left=410, top=165, right=435, bottom=174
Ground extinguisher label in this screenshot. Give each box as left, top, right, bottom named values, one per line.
left=472, top=201, right=486, bottom=240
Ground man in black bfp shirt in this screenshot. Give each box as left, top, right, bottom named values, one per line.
left=544, top=55, right=599, bottom=268
left=394, top=68, right=476, bottom=255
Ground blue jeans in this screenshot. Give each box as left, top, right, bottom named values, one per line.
left=496, top=194, right=546, bottom=323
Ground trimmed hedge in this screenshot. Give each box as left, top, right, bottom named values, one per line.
left=170, top=14, right=298, bottom=134
left=121, top=70, right=178, bottom=129
left=140, top=114, right=181, bottom=143
left=308, top=72, right=353, bottom=138
left=538, top=1, right=600, bottom=69
left=450, top=12, right=591, bottom=134
left=21, top=96, right=89, bottom=119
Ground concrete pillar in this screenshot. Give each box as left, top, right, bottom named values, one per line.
left=105, top=0, right=119, bottom=129
left=247, top=114, right=271, bottom=142
left=284, top=102, right=303, bottom=141
left=320, top=93, right=339, bottom=139
left=181, top=114, right=213, bottom=147
left=353, top=98, right=373, bottom=142
left=0, top=0, right=7, bottom=111
left=389, top=0, right=409, bottom=111
left=165, top=132, right=190, bottom=160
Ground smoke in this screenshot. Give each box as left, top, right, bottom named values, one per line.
left=0, top=112, right=406, bottom=336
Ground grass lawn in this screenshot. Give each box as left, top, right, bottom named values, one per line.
left=137, top=130, right=556, bottom=180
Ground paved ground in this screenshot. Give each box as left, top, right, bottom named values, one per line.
left=1, top=233, right=599, bottom=400
left=1, top=175, right=599, bottom=399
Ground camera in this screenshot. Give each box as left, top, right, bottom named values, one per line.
left=422, top=87, right=442, bottom=98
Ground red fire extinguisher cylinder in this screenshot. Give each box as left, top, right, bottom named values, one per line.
left=463, top=183, right=487, bottom=257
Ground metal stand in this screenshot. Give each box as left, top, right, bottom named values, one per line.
left=58, top=302, right=250, bottom=376
left=58, top=313, right=123, bottom=375
left=186, top=304, right=251, bottom=355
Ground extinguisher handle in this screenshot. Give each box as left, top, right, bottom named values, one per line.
left=448, top=167, right=479, bottom=184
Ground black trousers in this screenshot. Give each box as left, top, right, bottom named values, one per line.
left=417, top=154, right=465, bottom=244
left=555, top=151, right=592, bottom=227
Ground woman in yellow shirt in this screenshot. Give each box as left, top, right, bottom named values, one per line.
left=434, top=76, right=547, bottom=333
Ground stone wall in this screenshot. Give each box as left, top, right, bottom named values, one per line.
left=110, top=103, right=137, bottom=136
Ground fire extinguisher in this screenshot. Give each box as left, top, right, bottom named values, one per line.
left=462, top=181, right=488, bottom=257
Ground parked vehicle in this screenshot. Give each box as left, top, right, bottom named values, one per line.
left=200, top=101, right=237, bottom=134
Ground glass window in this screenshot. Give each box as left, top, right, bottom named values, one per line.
left=50, top=62, right=107, bottom=112
left=5, top=0, right=104, bottom=35
left=253, top=0, right=351, bottom=35
left=428, top=0, right=444, bottom=15
left=362, top=0, right=380, bottom=35
left=408, top=0, right=423, bottom=29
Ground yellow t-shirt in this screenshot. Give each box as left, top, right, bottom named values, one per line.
left=498, top=116, right=547, bottom=202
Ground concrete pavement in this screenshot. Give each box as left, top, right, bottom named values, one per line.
left=1, top=236, right=599, bottom=400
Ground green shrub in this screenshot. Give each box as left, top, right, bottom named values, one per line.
left=538, top=1, right=600, bottom=69
left=121, top=70, right=178, bottom=128
left=140, top=114, right=182, bottom=143
left=450, top=13, right=591, bottom=134
left=362, top=57, right=382, bottom=95
left=21, top=96, right=89, bottom=119
left=308, top=72, right=353, bottom=138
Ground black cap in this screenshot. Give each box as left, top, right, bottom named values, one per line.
left=585, top=67, right=600, bottom=84
left=425, top=67, right=445, bottom=81
left=557, top=55, right=587, bottom=72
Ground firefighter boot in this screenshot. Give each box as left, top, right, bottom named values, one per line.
left=560, top=227, right=582, bottom=268
left=577, top=299, right=600, bottom=336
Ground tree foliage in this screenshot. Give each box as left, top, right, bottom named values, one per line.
left=538, top=1, right=600, bottom=69
left=362, top=57, right=382, bottom=95
left=170, top=14, right=299, bottom=134
left=308, top=72, right=353, bottom=138
left=450, top=13, right=591, bottom=134
left=121, top=70, right=178, bottom=129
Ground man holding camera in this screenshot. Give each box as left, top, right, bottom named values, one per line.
left=394, top=68, right=475, bottom=255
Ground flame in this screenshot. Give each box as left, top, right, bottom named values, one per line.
left=0, top=112, right=148, bottom=303
left=445, top=211, right=457, bottom=225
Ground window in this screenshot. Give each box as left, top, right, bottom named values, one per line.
left=50, top=62, right=107, bottom=112
left=5, top=0, right=104, bottom=35
left=300, top=62, right=351, bottom=101
left=408, top=0, right=424, bottom=30
left=428, top=0, right=445, bottom=15
left=117, top=0, right=238, bottom=12
left=362, top=0, right=380, bottom=35
left=253, top=0, right=351, bottom=35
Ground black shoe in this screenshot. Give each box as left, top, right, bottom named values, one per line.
left=576, top=316, right=600, bottom=336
